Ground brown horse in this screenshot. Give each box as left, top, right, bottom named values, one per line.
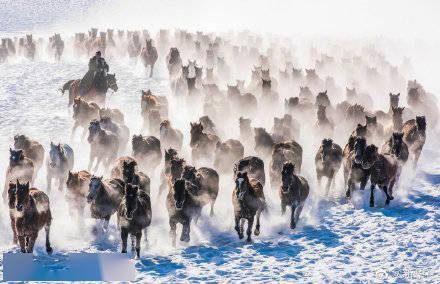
left=166, top=179, right=202, bottom=246
left=11, top=181, right=53, bottom=254
left=402, top=116, right=426, bottom=168
left=190, top=122, right=220, bottom=164
left=87, top=175, right=124, bottom=232
left=117, top=183, right=152, bottom=258
left=181, top=165, right=220, bottom=218
left=71, top=97, right=100, bottom=138
left=363, top=145, right=398, bottom=207
left=61, top=73, right=118, bottom=106
left=343, top=137, right=370, bottom=198
left=132, top=135, right=162, bottom=175
left=232, top=171, right=266, bottom=242
left=315, top=139, right=343, bottom=195
left=66, top=170, right=91, bottom=218
left=270, top=140, right=303, bottom=189
left=280, top=162, right=309, bottom=229
left=87, top=120, right=119, bottom=171
left=140, top=39, right=158, bottom=77
left=160, top=120, right=183, bottom=151
left=214, top=139, right=244, bottom=173
left=111, top=157, right=151, bottom=195
left=3, top=149, right=35, bottom=202
left=13, top=134, right=44, bottom=175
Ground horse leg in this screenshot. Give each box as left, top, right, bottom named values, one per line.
left=94, top=156, right=102, bottom=172
left=281, top=202, right=286, bottom=215
left=294, top=203, right=304, bottom=226
left=382, top=186, right=391, bottom=206
left=71, top=122, right=79, bottom=140
left=169, top=220, right=177, bottom=247
left=81, top=127, right=88, bottom=141
left=388, top=178, right=396, bottom=201
left=120, top=228, right=128, bottom=253
left=254, top=209, right=262, bottom=236
left=11, top=216, right=17, bottom=245
left=143, top=227, right=149, bottom=245
left=413, top=150, right=421, bottom=169
left=45, top=225, right=53, bottom=254
left=369, top=183, right=375, bottom=207
left=234, top=216, right=243, bottom=239
left=246, top=217, right=254, bottom=242
left=290, top=203, right=297, bottom=229
left=150, top=63, right=154, bottom=78
left=317, top=172, right=322, bottom=188
left=26, top=232, right=38, bottom=253
left=325, top=171, right=334, bottom=196
left=343, top=166, right=349, bottom=189
left=103, top=215, right=110, bottom=232
left=18, top=235, right=26, bottom=253
left=135, top=231, right=142, bottom=258
left=346, top=176, right=353, bottom=198
left=180, top=218, right=190, bottom=243
left=209, top=199, right=215, bottom=217
left=360, top=174, right=369, bottom=191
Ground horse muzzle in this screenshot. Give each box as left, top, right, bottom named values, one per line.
left=175, top=201, right=184, bottom=210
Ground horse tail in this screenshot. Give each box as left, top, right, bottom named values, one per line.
left=60, top=80, right=75, bottom=94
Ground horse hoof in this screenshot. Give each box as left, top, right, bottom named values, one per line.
left=246, top=237, right=252, bottom=243
left=369, top=202, right=374, bottom=207
left=238, top=233, right=244, bottom=240
left=290, top=223, right=296, bottom=230
left=121, top=249, right=127, bottom=253
left=389, top=196, right=394, bottom=200
left=254, top=229, right=260, bottom=236
left=385, top=200, right=390, bottom=206
left=345, top=192, right=351, bottom=198
left=46, top=247, right=53, bottom=255
left=180, top=235, right=190, bottom=243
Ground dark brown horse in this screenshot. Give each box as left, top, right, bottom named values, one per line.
left=315, top=139, right=343, bottom=195
left=10, top=181, right=53, bottom=254
left=280, top=163, right=309, bottom=229
left=402, top=116, right=426, bottom=168
left=343, top=137, right=370, bottom=198
left=232, top=172, right=266, bottom=242
left=87, top=175, right=124, bottom=232
left=166, top=179, right=201, bottom=246
left=117, top=183, right=152, bottom=258
left=363, top=145, right=398, bottom=207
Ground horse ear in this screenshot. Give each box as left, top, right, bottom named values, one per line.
left=25, top=181, right=30, bottom=188
left=123, top=161, right=127, bottom=166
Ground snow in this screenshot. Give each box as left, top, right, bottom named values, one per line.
left=0, top=0, right=439, bottom=282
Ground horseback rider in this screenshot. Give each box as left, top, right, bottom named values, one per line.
left=79, top=51, right=109, bottom=96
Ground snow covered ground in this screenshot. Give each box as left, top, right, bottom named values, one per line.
left=0, top=0, right=439, bottom=282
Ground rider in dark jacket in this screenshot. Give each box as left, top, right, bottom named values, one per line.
left=79, top=51, right=109, bottom=95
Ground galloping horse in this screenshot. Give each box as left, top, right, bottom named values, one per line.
left=140, top=39, right=158, bottom=77
left=61, top=73, right=118, bottom=106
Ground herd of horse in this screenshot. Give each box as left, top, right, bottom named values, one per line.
left=2, top=28, right=435, bottom=258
